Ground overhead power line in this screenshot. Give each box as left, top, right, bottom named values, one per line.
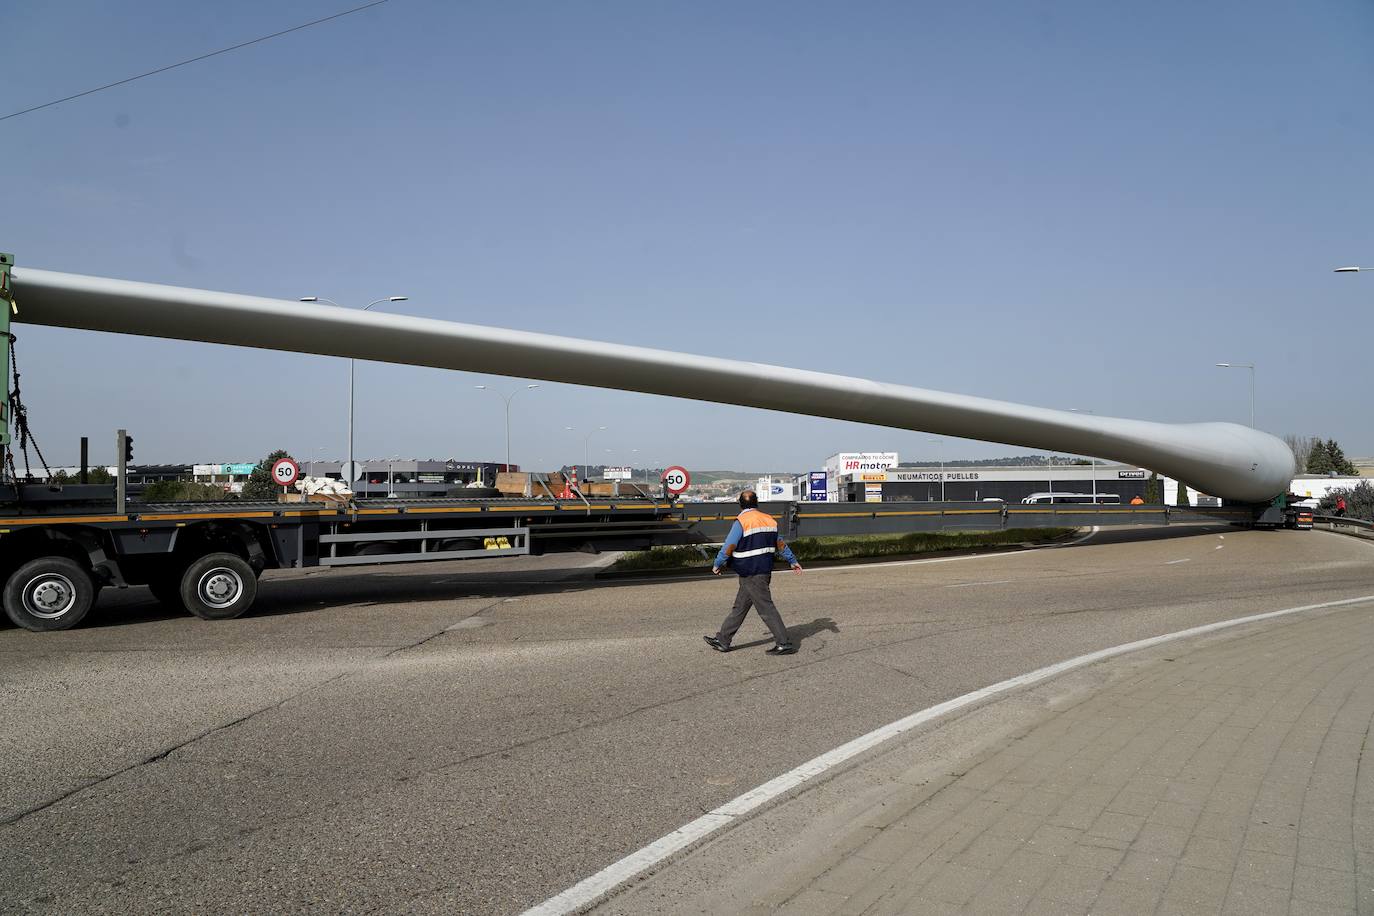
left=1, top=0, right=391, bottom=123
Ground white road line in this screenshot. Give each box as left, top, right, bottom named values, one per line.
left=944, top=579, right=1019, bottom=589
left=1166, top=559, right=1191, bottom=565
left=522, top=591, right=1374, bottom=916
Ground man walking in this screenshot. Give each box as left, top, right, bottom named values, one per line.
left=704, top=490, right=803, bottom=655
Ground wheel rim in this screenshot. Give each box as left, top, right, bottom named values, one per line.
left=197, top=567, right=243, bottom=610
left=23, top=573, right=78, bottom=620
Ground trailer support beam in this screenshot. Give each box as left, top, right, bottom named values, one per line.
left=0, top=252, right=13, bottom=450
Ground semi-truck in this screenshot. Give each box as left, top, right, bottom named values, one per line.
left=0, top=253, right=1312, bottom=631
left=0, top=486, right=686, bottom=631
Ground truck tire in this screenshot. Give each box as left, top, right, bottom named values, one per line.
left=179, top=553, right=257, bottom=621
left=3, top=556, right=96, bottom=631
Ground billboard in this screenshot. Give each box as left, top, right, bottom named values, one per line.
left=825, top=452, right=899, bottom=477
left=808, top=471, right=828, bottom=501
left=194, top=463, right=256, bottom=476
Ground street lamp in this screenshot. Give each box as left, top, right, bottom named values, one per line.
left=309, top=446, right=326, bottom=478
left=924, top=437, right=945, bottom=501
left=299, top=295, right=407, bottom=494
left=1068, top=409, right=1098, bottom=503
left=1334, top=266, right=1368, bottom=272
left=565, top=426, right=608, bottom=487
left=474, top=384, right=540, bottom=469
left=1215, top=362, right=1255, bottom=428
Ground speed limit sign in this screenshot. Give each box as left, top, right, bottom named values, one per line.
left=271, top=458, right=300, bottom=488
left=661, top=466, right=690, bottom=495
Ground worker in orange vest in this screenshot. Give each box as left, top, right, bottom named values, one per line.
left=704, top=490, right=803, bottom=655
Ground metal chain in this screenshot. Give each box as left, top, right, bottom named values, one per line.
left=6, top=332, right=52, bottom=481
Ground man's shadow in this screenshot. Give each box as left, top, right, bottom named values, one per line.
left=733, top=617, right=840, bottom=650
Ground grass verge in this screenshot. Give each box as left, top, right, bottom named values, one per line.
left=607, top=528, right=1078, bottom=573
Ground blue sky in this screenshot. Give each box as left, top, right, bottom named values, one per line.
left=8, top=0, right=1373, bottom=472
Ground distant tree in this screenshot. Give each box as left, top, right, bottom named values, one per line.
left=1175, top=480, right=1191, bottom=507
left=87, top=467, right=113, bottom=485
left=141, top=480, right=228, bottom=503
left=1324, top=439, right=1357, bottom=476
left=241, top=450, right=294, bottom=501
left=1283, top=434, right=1315, bottom=473
left=1306, top=440, right=1333, bottom=475
left=1144, top=472, right=1161, bottom=504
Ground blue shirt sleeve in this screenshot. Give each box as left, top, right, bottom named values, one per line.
left=714, top=520, right=743, bottom=569
left=779, top=541, right=797, bottom=565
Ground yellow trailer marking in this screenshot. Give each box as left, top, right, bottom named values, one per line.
left=0, top=514, right=129, bottom=525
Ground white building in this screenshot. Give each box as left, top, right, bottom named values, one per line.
left=754, top=476, right=797, bottom=501
left=1287, top=475, right=1364, bottom=505
left=1161, top=478, right=1222, bottom=507
left=822, top=452, right=899, bottom=501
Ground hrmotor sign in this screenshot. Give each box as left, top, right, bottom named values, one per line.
left=825, top=452, right=899, bottom=477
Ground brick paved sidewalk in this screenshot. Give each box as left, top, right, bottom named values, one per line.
left=746, top=607, right=1374, bottom=916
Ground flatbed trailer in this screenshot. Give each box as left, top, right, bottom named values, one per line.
left=0, top=493, right=685, bottom=631
left=1, top=485, right=1301, bottom=632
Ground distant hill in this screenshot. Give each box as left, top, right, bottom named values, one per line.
left=901, top=455, right=1094, bottom=467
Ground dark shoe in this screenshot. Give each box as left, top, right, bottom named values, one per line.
left=765, top=643, right=797, bottom=655
left=703, top=635, right=730, bottom=653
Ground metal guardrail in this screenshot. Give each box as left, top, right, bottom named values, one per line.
left=1313, top=514, right=1374, bottom=537
left=674, top=501, right=1230, bottom=542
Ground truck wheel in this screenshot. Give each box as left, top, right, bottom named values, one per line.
left=3, top=557, right=96, bottom=631
left=180, top=553, right=257, bottom=621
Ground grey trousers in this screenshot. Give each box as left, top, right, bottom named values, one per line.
left=717, top=573, right=790, bottom=647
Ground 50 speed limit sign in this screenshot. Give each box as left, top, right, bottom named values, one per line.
left=661, top=466, right=690, bottom=495
left=271, top=458, right=300, bottom=488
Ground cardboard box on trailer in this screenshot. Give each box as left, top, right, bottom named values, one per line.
left=496, top=472, right=531, bottom=497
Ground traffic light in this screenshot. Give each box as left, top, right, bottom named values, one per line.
left=123, top=432, right=134, bottom=464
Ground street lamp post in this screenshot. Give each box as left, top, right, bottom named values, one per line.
left=1334, top=266, right=1369, bottom=273
left=563, top=426, right=607, bottom=491
left=583, top=426, right=607, bottom=487
left=299, top=295, right=408, bottom=495
left=1069, top=409, right=1098, bottom=503
left=1215, top=362, right=1255, bottom=428
left=925, top=437, right=945, bottom=502
left=474, top=384, right=540, bottom=469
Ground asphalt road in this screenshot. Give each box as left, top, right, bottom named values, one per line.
left=3, top=525, right=1372, bottom=914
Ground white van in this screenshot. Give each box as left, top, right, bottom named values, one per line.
left=1021, top=492, right=1121, bottom=505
